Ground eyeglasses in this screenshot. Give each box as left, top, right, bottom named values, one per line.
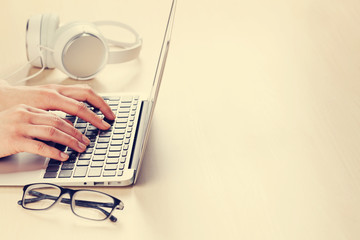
left=17, top=183, right=124, bottom=222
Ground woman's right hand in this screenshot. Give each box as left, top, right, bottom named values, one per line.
left=0, top=104, right=90, bottom=161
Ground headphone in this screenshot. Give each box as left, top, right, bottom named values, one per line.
left=26, top=14, right=142, bottom=80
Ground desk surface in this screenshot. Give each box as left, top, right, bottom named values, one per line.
left=1, top=0, right=360, bottom=239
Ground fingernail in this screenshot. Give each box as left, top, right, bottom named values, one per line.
left=82, top=135, right=90, bottom=145
left=78, top=142, right=86, bottom=151
left=102, top=119, right=111, bottom=128
left=112, top=112, right=116, bottom=119
left=60, top=152, right=69, bottom=161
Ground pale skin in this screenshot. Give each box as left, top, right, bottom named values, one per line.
left=0, top=80, right=115, bottom=161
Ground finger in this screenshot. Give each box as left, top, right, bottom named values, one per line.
left=29, top=111, right=90, bottom=145
left=25, top=125, right=87, bottom=153
left=21, top=139, right=69, bottom=161
left=54, top=85, right=116, bottom=120
left=47, top=94, right=111, bottom=130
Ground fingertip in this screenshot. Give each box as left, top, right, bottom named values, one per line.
left=60, top=152, right=69, bottom=161
left=111, top=111, right=116, bottom=120
left=102, top=119, right=111, bottom=129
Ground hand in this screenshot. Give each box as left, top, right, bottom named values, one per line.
left=0, top=82, right=115, bottom=130
left=0, top=104, right=90, bottom=160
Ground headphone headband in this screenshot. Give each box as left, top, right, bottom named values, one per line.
left=93, top=21, right=142, bottom=64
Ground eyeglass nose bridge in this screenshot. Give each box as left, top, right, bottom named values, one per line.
left=55, top=191, right=76, bottom=208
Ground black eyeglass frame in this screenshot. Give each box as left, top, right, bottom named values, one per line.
left=18, top=183, right=124, bottom=222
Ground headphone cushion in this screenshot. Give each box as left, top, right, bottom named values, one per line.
left=26, top=15, right=42, bottom=68
left=52, top=22, right=108, bottom=80
left=40, top=14, right=59, bottom=68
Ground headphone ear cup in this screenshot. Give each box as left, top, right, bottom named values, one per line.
left=52, top=22, right=108, bottom=80
left=26, top=15, right=43, bottom=68
left=40, top=14, right=59, bottom=68
left=26, top=14, right=59, bottom=68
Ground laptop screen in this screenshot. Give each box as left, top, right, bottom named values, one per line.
left=132, top=0, right=177, bottom=182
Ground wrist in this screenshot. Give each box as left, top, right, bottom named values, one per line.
left=0, top=83, right=14, bottom=111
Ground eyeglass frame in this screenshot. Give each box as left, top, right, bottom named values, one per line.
left=18, top=183, right=124, bottom=222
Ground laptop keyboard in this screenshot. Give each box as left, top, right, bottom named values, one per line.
left=43, top=96, right=139, bottom=179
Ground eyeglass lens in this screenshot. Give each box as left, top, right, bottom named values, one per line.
left=72, top=190, right=115, bottom=220
left=23, top=184, right=61, bottom=210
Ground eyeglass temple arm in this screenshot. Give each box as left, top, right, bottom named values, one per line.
left=18, top=190, right=123, bottom=222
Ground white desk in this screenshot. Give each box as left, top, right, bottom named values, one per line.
left=1, top=0, right=360, bottom=239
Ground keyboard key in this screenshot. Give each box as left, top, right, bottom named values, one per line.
left=91, top=161, right=104, bottom=167
left=44, top=172, right=58, bottom=178
left=108, top=100, right=119, bottom=106
left=59, top=170, right=72, bottom=178
left=106, top=158, right=119, bottom=164
left=48, top=159, right=61, bottom=165
left=95, top=149, right=107, bottom=155
left=96, top=143, right=108, bottom=149
left=114, top=129, right=125, bottom=134
left=108, top=96, right=120, bottom=100
left=109, top=146, right=121, bottom=152
left=99, top=131, right=112, bottom=137
left=88, top=168, right=102, bottom=177
left=68, top=153, right=78, bottom=162
left=117, top=113, right=129, bottom=118
left=79, top=154, right=91, bottom=160
left=105, top=164, right=117, bottom=170
left=85, top=130, right=98, bottom=137
left=118, top=109, right=130, bottom=113
left=108, top=152, right=120, bottom=158
left=112, top=135, right=124, bottom=140
left=73, top=167, right=88, bottom=178
left=117, top=170, right=124, bottom=176
left=115, top=123, right=127, bottom=129
left=111, top=140, right=123, bottom=146
left=77, top=160, right=90, bottom=166
left=46, top=165, right=60, bottom=172
left=116, top=118, right=128, bottom=123
left=119, top=163, right=125, bottom=170
left=85, top=148, right=94, bottom=154
left=103, top=170, right=116, bottom=177
left=61, top=163, right=75, bottom=170
left=97, top=137, right=110, bottom=143
left=93, top=155, right=105, bottom=161
left=120, top=103, right=131, bottom=108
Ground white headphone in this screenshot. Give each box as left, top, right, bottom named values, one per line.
left=26, top=14, right=142, bottom=80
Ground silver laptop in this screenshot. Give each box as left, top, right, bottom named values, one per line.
left=0, top=0, right=176, bottom=187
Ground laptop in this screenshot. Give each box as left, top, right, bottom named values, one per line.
left=0, top=0, right=176, bottom=187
